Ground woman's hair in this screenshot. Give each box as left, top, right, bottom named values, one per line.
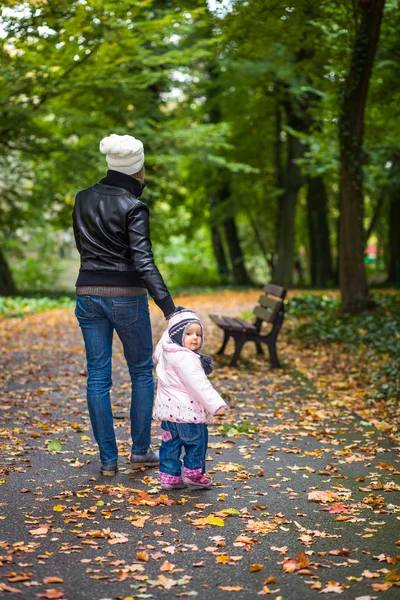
left=132, top=165, right=145, bottom=183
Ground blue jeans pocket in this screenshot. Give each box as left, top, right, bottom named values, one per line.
left=112, top=299, right=139, bottom=326
left=75, top=296, right=95, bottom=319
left=176, top=423, right=201, bottom=442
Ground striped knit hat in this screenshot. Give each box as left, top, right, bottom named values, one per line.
left=168, top=307, right=204, bottom=350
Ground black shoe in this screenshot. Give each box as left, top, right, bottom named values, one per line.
left=130, top=448, right=159, bottom=468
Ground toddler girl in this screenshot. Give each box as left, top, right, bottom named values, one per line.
left=153, top=307, right=227, bottom=490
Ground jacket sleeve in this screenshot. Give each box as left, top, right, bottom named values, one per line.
left=72, top=207, right=82, bottom=254
left=174, top=354, right=227, bottom=416
left=127, top=203, right=175, bottom=317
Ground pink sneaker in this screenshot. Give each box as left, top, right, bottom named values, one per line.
left=161, top=480, right=187, bottom=490
left=183, top=474, right=213, bottom=489
left=159, top=472, right=187, bottom=490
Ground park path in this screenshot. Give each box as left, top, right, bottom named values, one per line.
left=0, top=292, right=399, bottom=600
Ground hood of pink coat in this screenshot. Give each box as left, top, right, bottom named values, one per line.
left=154, top=329, right=197, bottom=363
left=154, top=309, right=205, bottom=363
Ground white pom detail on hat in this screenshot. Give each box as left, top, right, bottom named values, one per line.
left=100, top=134, right=144, bottom=175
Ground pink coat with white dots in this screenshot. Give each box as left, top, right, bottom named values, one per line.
left=152, top=329, right=227, bottom=424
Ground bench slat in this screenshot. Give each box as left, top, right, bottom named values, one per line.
left=257, top=294, right=281, bottom=311
left=209, top=314, right=226, bottom=327
left=231, top=318, right=257, bottom=332
left=254, top=305, right=275, bottom=323
left=223, top=317, right=247, bottom=331
left=263, top=283, right=286, bottom=298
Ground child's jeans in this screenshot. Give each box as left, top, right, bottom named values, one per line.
left=159, top=421, right=208, bottom=477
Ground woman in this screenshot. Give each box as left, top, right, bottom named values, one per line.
left=72, top=133, right=176, bottom=476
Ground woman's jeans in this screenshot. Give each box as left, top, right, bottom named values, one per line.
left=159, top=421, right=208, bottom=476
left=75, top=294, right=154, bottom=467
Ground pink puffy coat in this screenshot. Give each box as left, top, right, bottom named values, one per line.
left=153, top=328, right=227, bottom=424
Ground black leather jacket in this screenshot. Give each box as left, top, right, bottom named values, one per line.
left=72, top=170, right=175, bottom=316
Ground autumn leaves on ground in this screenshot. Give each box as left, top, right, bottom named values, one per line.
left=0, top=290, right=399, bottom=600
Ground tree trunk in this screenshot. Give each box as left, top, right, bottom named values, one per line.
left=224, top=215, right=252, bottom=285
left=0, top=246, right=17, bottom=295
left=246, top=207, right=273, bottom=273
left=365, top=190, right=385, bottom=243
left=272, top=95, right=284, bottom=275
left=388, top=157, right=400, bottom=285
left=273, top=103, right=306, bottom=288
left=307, top=176, right=334, bottom=287
left=339, top=0, right=385, bottom=313
left=209, top=195, right=230, bottom=282
left=220, top=180, right=252, bottom=285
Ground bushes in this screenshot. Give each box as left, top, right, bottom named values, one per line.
left=0, top=296, right=74, bottom=318
left=286, top=292, right=400, bottom=400
left=11, top=256, right=63, bottom=292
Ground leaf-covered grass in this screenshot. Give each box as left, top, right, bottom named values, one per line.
left=286, top=292, right=400, bottom=401
left=0, top=296, right=75, bottom=319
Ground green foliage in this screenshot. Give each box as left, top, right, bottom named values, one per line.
left=287, top=292, right=400, bottom=400
left=1, top=0, right=400, bottom=293
left=156, top=230, right=221, bottom=288
left=0, top=296, right=74, bottom=318
left=5, top=225, right=67, bottom=291
left=11, top=256, right=63, bottom=292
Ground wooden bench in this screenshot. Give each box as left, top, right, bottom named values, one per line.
left=209, top=283, right=286, bottom=368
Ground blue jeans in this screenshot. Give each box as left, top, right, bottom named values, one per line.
left=159, top=421, right=208, bottom=476
left=75, top=294, right=154, bottom=467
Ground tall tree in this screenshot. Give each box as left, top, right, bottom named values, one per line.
left=307, top=176, right=334, bottom=287
left=273, top=92, right=307, bottom=287
left=388, top=154, right=400, bottom=284
left=338, top=0, right=385, bottom=313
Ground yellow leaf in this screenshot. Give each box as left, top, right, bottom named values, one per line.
left=206, top=516, right=225, bottom=527
left=216, top=554, right=230, bottom=563
left=221, top=508, right=240, bottom=515
left=53, top=504, right=66, bottom=512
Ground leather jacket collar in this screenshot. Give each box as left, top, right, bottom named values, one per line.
left=100, top=170, right=145, bottom=197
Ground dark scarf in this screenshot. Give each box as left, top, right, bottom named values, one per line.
left=100, top=169, right=145, bottom=198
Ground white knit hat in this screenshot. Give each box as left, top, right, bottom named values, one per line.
left=99, top=134, right=144, bottom=175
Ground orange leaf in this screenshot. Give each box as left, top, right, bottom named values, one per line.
left=0, top=583, right=22, bottom=593
left=136, top=551, right=148, bottom=562
left=160, top=561, right=175, bottom=572
left=35, top=590, right=64, bottom=599
left=109, top=535, right=129, bottom=545
left=283, top=560, right=298, bottom=573
left=219, top=586, right=244, bottom=591
left=43, top=577, right=64, bottom=584
left=250, top=563, right=264, bottom=572
left=308, top=490, right=340, bottom=503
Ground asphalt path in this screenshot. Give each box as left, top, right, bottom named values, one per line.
left=0, top=307, right=399, bottom=600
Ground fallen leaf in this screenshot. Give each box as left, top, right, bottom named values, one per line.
left=35, top=590, right=64, bottom=599
left=136, top=551, right=149, bottom=562
left=219, top=586, right=244, bottom=591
